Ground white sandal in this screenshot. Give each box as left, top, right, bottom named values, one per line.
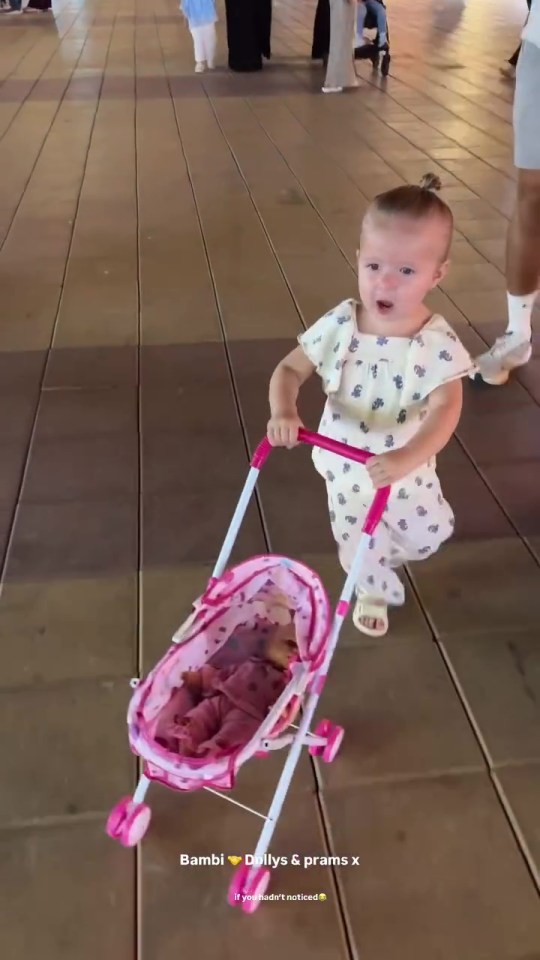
left=352, top=593, right=388, bottom=638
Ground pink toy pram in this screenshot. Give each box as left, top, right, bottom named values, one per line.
left=106, top=429, right=389, bottom=914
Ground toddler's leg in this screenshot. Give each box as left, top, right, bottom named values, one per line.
left=190, top=25, right=206, bottom=71
left=386, top=478, right=455, bottom=566
left=327, top=483, right=404, bottom=637
left=202, top=22, right=217, bottom=68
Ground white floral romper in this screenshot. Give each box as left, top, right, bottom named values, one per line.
left=298, top=300, right=475, bottom=607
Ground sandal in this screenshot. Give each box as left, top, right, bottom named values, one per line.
left=352, top=593, right=388, bottom=638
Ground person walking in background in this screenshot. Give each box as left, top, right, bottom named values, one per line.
left=472, top=0, right=540, bottom=385
left=224, top=0, right=272, bottom=72
left=500, top=0, right=532, bottom=80
left=1, top=0, right=24, bottom=15
left=355, top=0, right=388, bottom=51
left=180, top=0, right=218, bottom=74
left=322, top=0, right=358, bottom=94
left=26, top=0, right=53, bottom=11
left=1, top=0, right=52, bottom=11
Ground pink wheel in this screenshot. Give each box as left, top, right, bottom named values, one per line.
left=107, top=798, right=151, bottom=847
left=322, top=724, right=344, bottom=763
left=227, top=862, right=249, bottom=907
left=309, top=719, right=330, bottom=757
left=120, top=803, right=151, bottom=846
left=106, top=797, right=132, bottom=840
left=241, top=868, right=271, bottom=914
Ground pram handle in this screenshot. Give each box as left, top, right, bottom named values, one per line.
left=251, top=429, right=390, bottom=536
left=253, top=428, right=375, bottom=468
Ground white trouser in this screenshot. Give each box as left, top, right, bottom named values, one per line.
left=190, top=23, right=216, bottom=65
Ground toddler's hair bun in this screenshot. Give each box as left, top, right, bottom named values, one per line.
left=419, top=172, right=442, bottom=192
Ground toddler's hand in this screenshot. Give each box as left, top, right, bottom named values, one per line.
left=366, top=449, right=414, bottom=489
left=267, top=413, right=304, bottom=448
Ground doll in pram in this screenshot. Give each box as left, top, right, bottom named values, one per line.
left=155, top=599, right=299, bottom=759
left=311, top=0, right=391, bottom=77
left=106, top=430, right=389, bottom=914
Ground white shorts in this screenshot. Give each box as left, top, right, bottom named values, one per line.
left=514, top=41, right=540, bottom=170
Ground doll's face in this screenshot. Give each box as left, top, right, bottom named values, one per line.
left=265, top=625, right=298, bottom=670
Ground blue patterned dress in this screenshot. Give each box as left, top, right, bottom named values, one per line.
left=298, top=299, right=475, bottom=606
left=180, top=0, right=217, bottom=27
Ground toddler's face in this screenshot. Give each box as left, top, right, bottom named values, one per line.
left=357, top=213, right=450, bottom=322
left=265, top=625, right=298, bottom=670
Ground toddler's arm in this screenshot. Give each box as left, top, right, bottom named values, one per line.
left=268, top=347, right=315, bottom=447
left=405, top=379, right=463, bottom=462
left=367, top=380, right=463, bottom=488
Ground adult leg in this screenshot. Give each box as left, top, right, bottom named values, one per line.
left=355, top=1, right=367, bottom=46
left=471, top=41, right=540, bottom=386
left=367, top=0, right=387, bottom=46
left=501, top=41, right=521, bottom=79
left=502, top=1, right=531, bottom=76
left=256, top=0, right=272, bottom=60
left=323, top=0, right=358, bottom=93
left=509, top=43, right=521, bottom=68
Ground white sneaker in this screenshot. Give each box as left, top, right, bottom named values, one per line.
left=195, top=62, right=205, bottom=73
left=322, top=86, right=343, bottom=94
left=469, top=331, right=532, bottom=386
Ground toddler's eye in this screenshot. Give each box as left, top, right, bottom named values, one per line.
left=400, top=267, right=415, bottom=276
left=366, top=263, right=379, bottom=272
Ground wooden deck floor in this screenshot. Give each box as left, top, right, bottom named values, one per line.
left=0, top=1, right=539, bottom=957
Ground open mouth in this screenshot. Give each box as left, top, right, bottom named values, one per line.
left=376, top=299, right=394, bottom=313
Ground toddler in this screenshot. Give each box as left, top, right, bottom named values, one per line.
left=181, top=0, right=217, bottom=73
left=267, top=174, right=474, bottom=638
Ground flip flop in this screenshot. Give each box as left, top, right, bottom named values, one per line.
left=352, top=593, right=388, bottom=638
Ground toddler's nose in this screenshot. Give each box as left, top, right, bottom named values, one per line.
left=379, top=271, right=399, bottom=292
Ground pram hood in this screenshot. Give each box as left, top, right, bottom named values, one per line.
left=172, top=554, right=331, bottom=668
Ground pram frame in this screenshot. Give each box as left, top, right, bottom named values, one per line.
left=107, top=429, right=390, bottom=913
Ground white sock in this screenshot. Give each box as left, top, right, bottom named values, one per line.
left=506, top=291, right=537, bottom=340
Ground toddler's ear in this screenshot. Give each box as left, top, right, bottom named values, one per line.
left=432, top=258, right=450, bottom=288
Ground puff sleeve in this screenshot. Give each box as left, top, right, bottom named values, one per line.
left=297, top=300, right=356, bottom=394
left=404, top=316, right=475, bottom=403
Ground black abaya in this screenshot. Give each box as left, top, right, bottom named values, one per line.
left=225, top=0, right=272, bottom=72
left=311, top=0, right=330, bottom=61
